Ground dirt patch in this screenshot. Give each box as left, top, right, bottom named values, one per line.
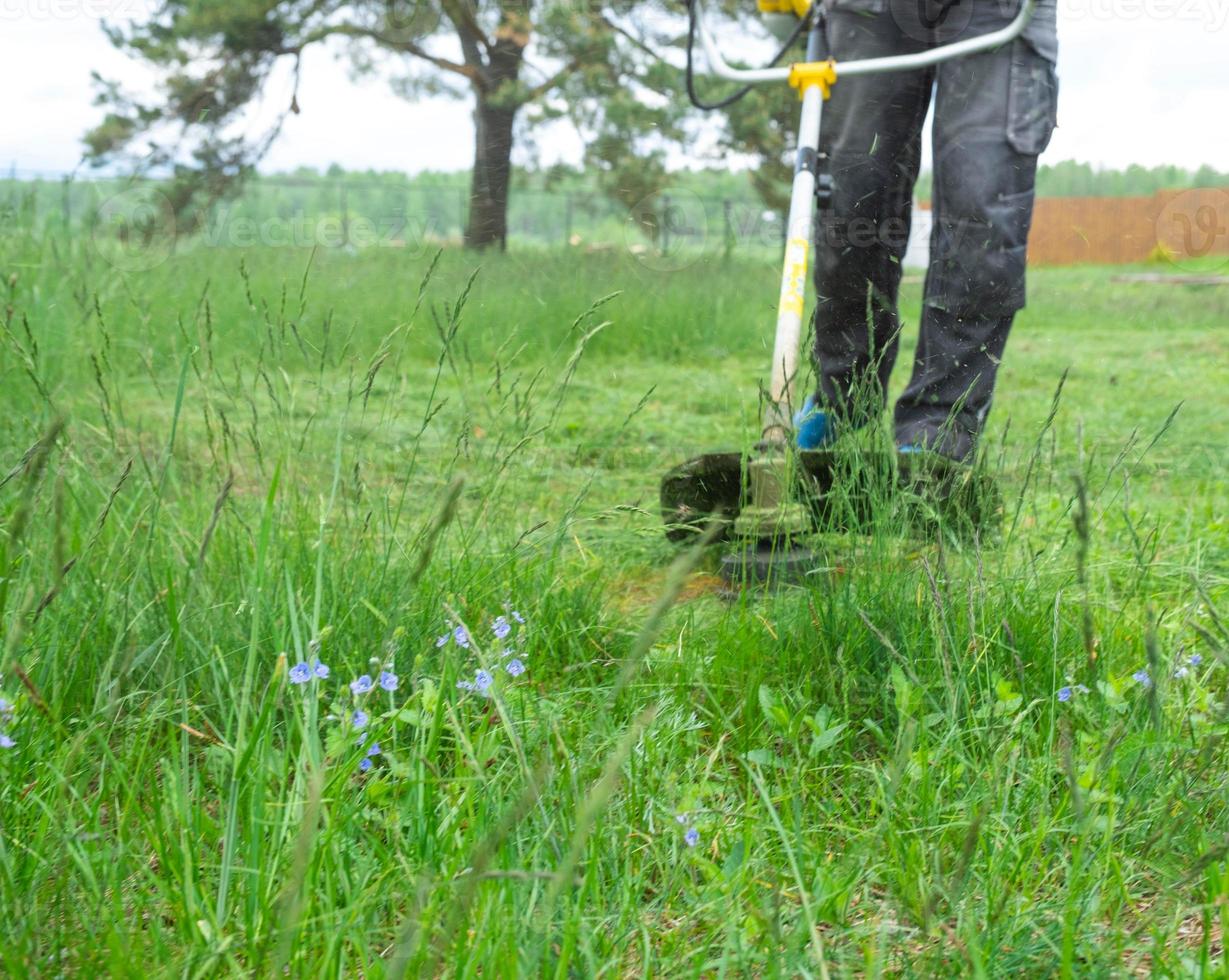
left=608, top=570, right=728, bottom=615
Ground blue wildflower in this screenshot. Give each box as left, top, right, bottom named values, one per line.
left=358, top=757, right=373, bottom=773
left=367, top=742, right=381, bottom=757
left=312, top=659, right=330, bottom=680
left=684, top=827, right=700, bottom=848
left=378, top=670, right=399, bottom=692
left=0, top=733, right=13, bottom=749
left=352, top=709, right=369, bottom=730
left=1074, top=684, right=1090, bottom=694
left=508, top=607, right=525, bottom=624
left=453, top=625, right=471, bottom=648
left=436, top=633, right=450, bottom=648
left=456, top=680, right=475, bottom=692
left=1056, top=686, right=1072, bottom=702
left=1189, top=654, right=1203, bottom=667
left=675, top=813, right=688, bottom=825
left=289, top=662, right=311, bottom=685
left=505, top=658, right=526, bottom=678
left=1132, top=669, right=1152, bottom=688
left=350, top=675, right=374, bottom=696
left=474, top=669, right=493, bottom=694
left=492, top=616, right=511, bottom=640
left=1175, top=666, right=1190, bottom=679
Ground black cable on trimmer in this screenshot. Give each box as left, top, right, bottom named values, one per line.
left=683, top=0, right=811, bottom=111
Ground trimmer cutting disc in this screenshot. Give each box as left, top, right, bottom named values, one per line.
left=718, top=540, right=827, bottom=586
left=660, top=448, right=1000, bottom=545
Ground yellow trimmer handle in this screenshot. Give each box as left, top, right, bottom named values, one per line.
left=756, top=0, right=813, bottom=18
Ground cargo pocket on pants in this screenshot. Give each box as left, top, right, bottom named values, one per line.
left=1006, top=40, right=1059, bottom=156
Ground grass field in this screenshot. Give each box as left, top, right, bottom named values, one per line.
left=1, top=225, right=1228, bottom=976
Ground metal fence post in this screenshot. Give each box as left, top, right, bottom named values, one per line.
left=61, top=175, right=72, bottom=231
left=339, top=183, right=350, bottom=247
left=723, top=198, right=733, bottom=260
left=661, top=194, right=672, bottom=256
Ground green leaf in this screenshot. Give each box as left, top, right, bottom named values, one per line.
left=721, top=840, right=746, bottom=878
left=810, top=722, right=848, bottom=756
left=891, top=665, right=914, bottom=719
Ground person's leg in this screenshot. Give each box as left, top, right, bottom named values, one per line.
left=810, top=0, right=931, bottom=434
left=895, top=11, right=1059, bottom=460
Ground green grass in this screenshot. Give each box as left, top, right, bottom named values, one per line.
left=1, top=225, right=1228, bottom=976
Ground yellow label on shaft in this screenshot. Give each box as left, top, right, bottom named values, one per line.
left=779, top=236, right=809, bottom=316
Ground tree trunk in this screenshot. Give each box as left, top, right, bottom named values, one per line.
left=464, top=97, right=517, bottom=250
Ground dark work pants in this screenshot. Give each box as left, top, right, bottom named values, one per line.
left=812, top=0, right=1059, bottom=460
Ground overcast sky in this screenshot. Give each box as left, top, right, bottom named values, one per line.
left=2, top=0, right=1226, bottom=178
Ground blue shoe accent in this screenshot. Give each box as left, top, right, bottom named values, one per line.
left=794, top=395, right=834, bottom=450
left=897, top=443, right=924, bottom=454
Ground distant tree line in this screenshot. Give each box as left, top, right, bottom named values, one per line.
left=914, top=160, right=1229, bottom=202
left=255, top=160, right=1229, bottom=203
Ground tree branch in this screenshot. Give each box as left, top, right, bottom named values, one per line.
left=520, top=57, right=583, bottom=104
left=439, top=0, right=491, bottom=62
left=282, top=24, right=480, bottom=83
left=598, top=13, right=660, bottom=62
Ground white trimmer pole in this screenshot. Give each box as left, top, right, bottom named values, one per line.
left=763, top=83, right=824, bottom=445
left=731, top=13, right=833, bottom=544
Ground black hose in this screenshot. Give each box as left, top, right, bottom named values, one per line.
left=684, top=0, right=813, bottom=111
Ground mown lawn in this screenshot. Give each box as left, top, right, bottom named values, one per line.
left=1, top=229, right=1227, bottom=975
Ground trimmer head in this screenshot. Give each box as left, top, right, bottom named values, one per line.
left=719, top=539, right=826, bottom=586
left=660, top=447, right=1000, bottom=552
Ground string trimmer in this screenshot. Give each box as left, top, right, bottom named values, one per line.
left=661, top=0, right=1031, bottom=583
